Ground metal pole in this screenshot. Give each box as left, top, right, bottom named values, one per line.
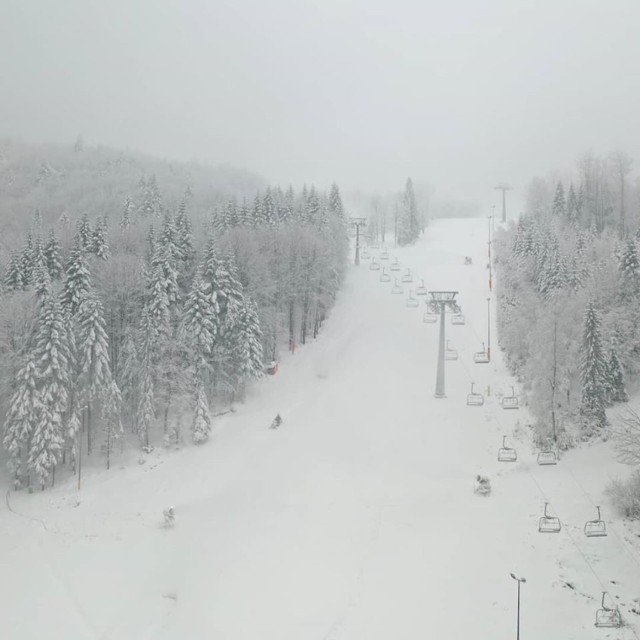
left=434, top=304, right=446, bottom=398
left=487, top=297, right=491, bottom=362
left=488, top=216, right=493, bottom=290
left=516, top=579, right=521, bottom=640
left=355, top=222, right=360, bottom=266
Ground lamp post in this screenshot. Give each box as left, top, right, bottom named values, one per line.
left=428, top=291, right=459, bottom=398
left=349, top=217, right=366, bottom=266
left=487, top=215, right=493, bottom=291
left=486, top=297, right=491, bottom=362
left=509, top=574, right=526, bottom=640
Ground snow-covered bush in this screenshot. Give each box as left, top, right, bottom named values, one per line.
left=606, top=471, right=640, bottom=519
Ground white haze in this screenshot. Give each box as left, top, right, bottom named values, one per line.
left=2, top=0, right=639, bottom=213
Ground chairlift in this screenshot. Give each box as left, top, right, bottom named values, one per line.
left=360, top=248, right=371, bottom=260
left=390, top=258, right=401, bottom=272
left=423, top=311, right=438, bottom=324
left=536, top=449, right=558, bottom=466
left=501, top=386, right=519, bottom=410
left=406, top=290, right=419, bottom=307
left=538, top=502, right=561, bottom=533
left=584, top=506, right=607, bottom=538
left=444, top=339, right=458, bottom=360
left=466, top=383, right=484, bottom=406
left=416, top=279, right=428, bottom=296
left=497, top=435, right=517, bottom=462
left=370, top=243, right=379, bottom=249
left=391, top=279, right=403, bottom=295
left=369, top=258, right=380, bottom=271
left=379, top=268, right=391, bottom=283
left=380, top=250, right=389, bottom=260
left=451, top=313, right=466, bottom=325
left=595, top=592, right=622, bottom=628
left=401, top=269, right=413, bottom=283
left=473, top=343, right=489, bottom=363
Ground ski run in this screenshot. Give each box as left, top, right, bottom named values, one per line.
left=2, top=217, right=639, bottom=639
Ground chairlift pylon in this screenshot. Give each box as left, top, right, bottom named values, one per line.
left=501, top=385, right=519, bottom=410
left=406, top=290, right=419, bottom=307
left=391, top=278, right=403, bottom=295
left=538, top=502, right=561, bottom=533
left=497, top=435, right=517, bottom=462
left=379, top=267, right=391, bottom=283
left=537, top=449, right=558, bottom=466
left=444, top=339, right=458, bottom=360
left=416, top=279, right=428, bottom=296
left=473, top=343, right=489, bottom=364
left=401, top=268, right=413, bottom=283
left=466, top=382, right=484, bottom=406
left=584, top=506, right=607, bottom=538
left=595, top=592, right=622, bottom=628
left=369, top=258, right=380, bottom=271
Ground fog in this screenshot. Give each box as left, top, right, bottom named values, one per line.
left=2, top=0, right=639, bottom=213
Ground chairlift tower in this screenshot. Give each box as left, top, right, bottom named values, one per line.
left=428, top=291, right=459, bottom=398
left=494, top=183, right=512, bottom=223
left=349, top=217, right=367, bottom=266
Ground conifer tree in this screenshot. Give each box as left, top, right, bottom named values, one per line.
left=120, top=197, right=135, bottom=230
left=4, top=251, right=25, bottom=291
left=397, top=178, right=419, bottom=246
left=91, top=216, right=110, bottom=260
left=552, top=182, right=566, bottom=218
left=20, top=233, right=34, bottom=287
left=566, top=184, right=579, bottom=225
left=618, top=238, right=640, bottom=300
left=76, top=213, right=92, bottom=252
left=230, top=298, right=264, bottom=391
left=191, top=378, right=211, bottom=444
left=605, top=336, right=628, bottom=404
left=580, top=301, right=608, bottom=434
left=182, top=271, right=218, bottom=358
left=118, top=330, right=140, bottom=431
left=44, top=230, right=63, bottom=280
left=61, top=240, right=92, bottom=316
left=102, top=379, right=123, bottom=469
left=328, top=183, right=345, bottom=219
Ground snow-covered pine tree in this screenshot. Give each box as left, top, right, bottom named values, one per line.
left=119, top=197, right=135, bottom=231
left=181, top=271, right=218, bottom=359
left=31, top=235, right=45, bottom=271
left=4, top=251, right=26, bottom=291
left=76, top=292, right=112, bottom=454
left=191, top=378, right=211, bottom=444
left=397, top=178, right=419, bottom=246
left=328, top=183, right=345, bottom=219
left=605, top=336, right=628, bottom=404
left=618, top=237, right=640, bottom=301
left=44, top=230, right=63, bottom=280
left=3, top=357, right=39, bottom=485
left=20, top=233, right=35, bottom=288
left=230, top=297, right=264, bottom=394
left=137, top=367, right=155, bottom=448
left=101, top=379, right=123, bottom=469
left=552, top=182, right=566, bottom=218
left=306, top=187, right=321, bottom=228
left=76, top=213, right=92, bottom=252
left=91, top=216, right=110, bottom=260
left=566, top=184, right=579, bottom=225
left=29, top=293, right=74, bottom=488
left=118, top=329, right=140, bottom=432
left=61, top=239, right=93, bottom=316
left=579, top=301, right=608, bottom=435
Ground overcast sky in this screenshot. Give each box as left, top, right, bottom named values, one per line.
left=2, top=0, right=640, bottom=211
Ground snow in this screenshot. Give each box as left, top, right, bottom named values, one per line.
left=2, top=218, right=640, bottom=639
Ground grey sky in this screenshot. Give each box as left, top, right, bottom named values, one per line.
left=2, top=0, right=639, bottom=211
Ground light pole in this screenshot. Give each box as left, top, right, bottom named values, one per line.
left=487, top=215, right=493, bottom=291
left=349, top=217, right=366, bottom=266
left=428, top=291, right=459, bottom=398
left=487, top=297, right=491, bottom=362
left=510, top=574, right=526, bottom=640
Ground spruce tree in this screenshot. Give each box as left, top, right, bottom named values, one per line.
left=552, top=182, right=566, bottom=218
left=566, top=184, right=579, bottom=225
left=579, top=301, right=608, bottom=434
left=91, top=216, right=110, bottom=260
left=102, top=379, right=123, bottom=469
left=397, top=178, right=419, bottom=246
left=618, top=238, right=640, bottom=300
left=328, top=183, right=345, bottom=219
left=44, top=230, right=63, bottom=280
left=76, top=213, right=92, bottom=252
left=605, top=336, right=628, bottom=404
left=61, top=240, right=92, bottom=316
left=4, top=251, right=25, bottom=291
left=182, top=271, right=218, bottom=359
left=20, top=233, right=35, bottom=288
left=191, top=378, right=211, bottom=444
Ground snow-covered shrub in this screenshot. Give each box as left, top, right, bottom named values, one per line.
left=605, top=471, right=640, bottom=519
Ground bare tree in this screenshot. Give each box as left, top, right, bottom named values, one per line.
left=609, top=151, right=633, bottom=237
left=612, top=408, right=640, bottom=465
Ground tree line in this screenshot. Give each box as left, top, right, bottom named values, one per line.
left=1, top=176, right=348, bottom=490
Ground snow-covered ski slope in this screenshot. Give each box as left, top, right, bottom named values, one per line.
left=2, top=218, right=640, bottom=639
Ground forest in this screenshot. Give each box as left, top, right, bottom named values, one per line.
left=494, top=151, right=640, bottom=517
left=0, top=138, right=349, bottom=490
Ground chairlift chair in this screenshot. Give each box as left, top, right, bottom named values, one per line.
left=406, top=291, right=419, bottom=307
left=416, top=279, right=428, bottom=296
left=379, top=268, right=391, bottom=283
left=391, top=279, right=403, bottom=295
left=501, top=386, right=519, bottom=410
left=444, top=339, right=458, bottom=360
left=538, top=502, right=561, bottom=533
left=473, top=343, right=489, bottom=364
left=360, top=248, right=371, bottom=260
left=466, top=383, right=484, bottom=406
left=584, top=506, right=607, bottom=538
left=595, top=592, right=622, bottom=628
left=369, top=258, right=380, bottom=271
left=380, top=250, right=389, bottom=260
left=537, top=449, right=558, bottom=466
left=370, top=243, right=379, bottom=249
left=497, top=435, right=517, bottom=462
left=423, top=311, right=438, bottom=324
left=451, top=313, right=466, bottom=325
left=401, top=269, right=413, bottom=283
left=390, top=258, right=401, bottom=272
